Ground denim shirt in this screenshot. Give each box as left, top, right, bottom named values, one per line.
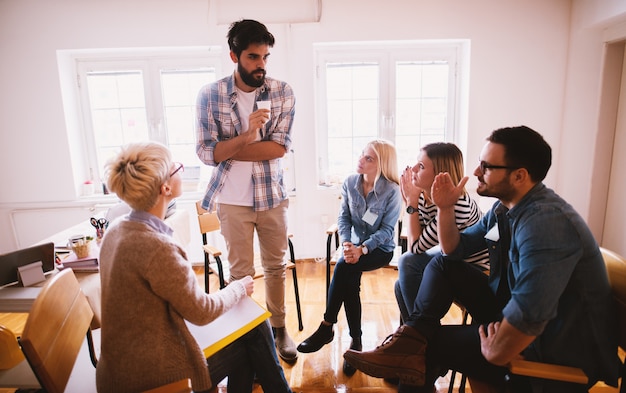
left=338, top=174, right=401, bottom=254
left=448, top=183, right=619, bottom=387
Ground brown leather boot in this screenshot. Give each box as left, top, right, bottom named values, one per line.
left=343, top=325, right=427, bottom=386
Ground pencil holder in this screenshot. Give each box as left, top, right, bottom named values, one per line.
left=71, top=239, right=92, bottom=259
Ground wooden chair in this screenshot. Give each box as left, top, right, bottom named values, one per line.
left=195, top=201, right=303, bottom=331
left=196, top=201, right=228, bottom=291
left=470, top=247, right=626, bottom=392
left=0, top=325, right=24, bottom=370
left=18, top=269, right=97, bottom=393
left=143, top=378, right=192, bottom=393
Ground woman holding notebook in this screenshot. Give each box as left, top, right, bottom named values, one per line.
left=96, top=141, right=292, bottom=393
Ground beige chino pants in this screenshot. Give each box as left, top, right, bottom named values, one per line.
left=217, top=199, right=289, bottom=328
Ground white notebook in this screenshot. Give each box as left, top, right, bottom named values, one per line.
left=186, top=296, right=271, bottom=358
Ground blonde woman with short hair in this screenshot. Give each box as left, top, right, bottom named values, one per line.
left=97, top=142, right=292, bottom=393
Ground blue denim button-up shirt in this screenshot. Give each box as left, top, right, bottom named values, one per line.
left=447, top=183, right=619, bottom=387
left=338, top=174, right=401, bottom=254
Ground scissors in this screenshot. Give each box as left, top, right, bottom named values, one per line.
left=90, top=217, right=108, bottom=230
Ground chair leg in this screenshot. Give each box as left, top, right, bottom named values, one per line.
left=449, top=306, right=470, bottom=393
left=86, top=329, right=98, bottom=367
left=288, top=238, right=303, bottom=331
left=325, top=234, right=332, bottom=305
left=325, top=232, right=339, bottom=305
left=204, top=253, right=210, bottom=294
left=448, top=370, right=458, bottom=393
left=215, top=256, right=226, bottom=289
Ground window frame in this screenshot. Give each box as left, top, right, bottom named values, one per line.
left=314, top=40, right=469, bottom=188
left=65, top=47, right=223, bottom=195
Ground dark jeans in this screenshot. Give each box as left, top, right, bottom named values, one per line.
left=324, top=248, right=393, bottom=339
left=206, top=320, right=292, bottom=393
left=399, top=255, right=593, bottom=393
left=403, top=254, right=507, bottom=388
left=394, top=248, right=442, bottom=322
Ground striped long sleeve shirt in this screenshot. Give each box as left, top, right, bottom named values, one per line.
left=412, top=192, right=490, bottom=271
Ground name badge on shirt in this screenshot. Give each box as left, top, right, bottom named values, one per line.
left=485, top=223, right=500, bottom=242
left=362, top=208, right=378, bottom=226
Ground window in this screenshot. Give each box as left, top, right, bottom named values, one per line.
left=71, top=48, right=222, bottom=193
left=315, top=41, right=468, bottom=187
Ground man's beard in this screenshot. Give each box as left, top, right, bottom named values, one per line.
left=476, top=177, right=515, bottom=201
left=238, top=63, right=265, bottom=88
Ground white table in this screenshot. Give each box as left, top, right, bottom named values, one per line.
left=0, top=209, right=191, bottom=390
left=0, top=209, right=190, bottom=315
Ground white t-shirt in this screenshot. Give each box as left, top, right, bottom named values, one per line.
left=217, top=88, right=257, bottom=206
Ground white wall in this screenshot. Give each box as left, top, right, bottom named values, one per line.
left=0, top=0, right=624, bottom=260
left=559, top=0, right=626, bottom=238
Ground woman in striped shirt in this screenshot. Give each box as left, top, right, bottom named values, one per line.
left=395, top=142, right=489, bottom=322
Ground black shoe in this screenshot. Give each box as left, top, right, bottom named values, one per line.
left=343, top=338, right=362, bottom=376
left=297, top=322, right=334, bottom=353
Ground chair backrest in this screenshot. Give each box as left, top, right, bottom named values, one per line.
left=600, top=247, right=626, bottom=352
left=195, top=201, right=220, bottom=235
left=19, top=269, right=94, bottom=393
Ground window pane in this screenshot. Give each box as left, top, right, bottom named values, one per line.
left=86, top=71, right=149, bottom=174
left=353, top=99, right=378, bottom=136
left=316, top=43, right=461, bottom=189
left=327, top=137, right=353, bottom=185
left=327, top=101, right=353, bottom=137
left=352, top=65, right=378, bottom=99
left=325, top=62, right=379, bottom=183
left=395, top=61, right=449, bottom=172
left=161, top=68, right=216, bottom=174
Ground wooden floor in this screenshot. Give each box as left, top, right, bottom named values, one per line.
left=215, top=259, right=468, bottom=393
left=1, top=259, right=622, bottom=392
left=0, top=259, right=467, bottom=393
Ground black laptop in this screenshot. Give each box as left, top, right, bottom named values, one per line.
left=0, top=242, right=55, bottom=286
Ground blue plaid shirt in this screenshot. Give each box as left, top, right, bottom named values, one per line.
left=195, top=73, right=295, bottom=211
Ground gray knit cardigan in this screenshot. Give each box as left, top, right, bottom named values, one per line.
left=96, top=219, right=246, bottom=392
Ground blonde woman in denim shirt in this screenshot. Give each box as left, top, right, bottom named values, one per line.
left=297, top=139, right=402, bottom=376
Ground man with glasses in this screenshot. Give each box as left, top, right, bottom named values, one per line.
left=344, top=126, right=620, bottom=392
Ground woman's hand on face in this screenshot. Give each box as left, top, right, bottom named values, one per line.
left=239, top=275, right=255, bottom=296
left=400, top=166, right=422, bottom=206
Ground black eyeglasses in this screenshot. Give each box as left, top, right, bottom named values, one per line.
left=479, top=160, right=518, bottom=174
left=170, top=162, right=184, bottom=177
